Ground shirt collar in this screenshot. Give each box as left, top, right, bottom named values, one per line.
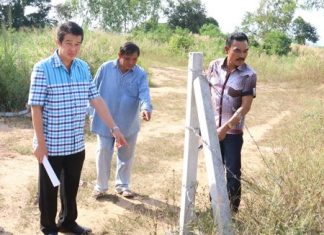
left=113, top=59, right=135, bottom=73
left=51, top=49, right=80, bottom=68
left=221, top=57, right=247, bottom=72
left=112, top=59, right=118, bottom=68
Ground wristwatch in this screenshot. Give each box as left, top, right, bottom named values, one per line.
left=110, top=126, right=119, bottom=133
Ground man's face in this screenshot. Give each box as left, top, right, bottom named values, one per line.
left=225, top=40, right=249, bottom=69
left=118, top=52, right=138, bottom=72
left=56, top=33, right=82, bottom=63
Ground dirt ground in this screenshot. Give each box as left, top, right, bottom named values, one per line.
left=0, top=66, right=290, bottom=234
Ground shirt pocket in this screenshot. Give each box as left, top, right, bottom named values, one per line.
left=73, top=83, right=89, bottom=109
left=125, top=82, right=139, bottom=99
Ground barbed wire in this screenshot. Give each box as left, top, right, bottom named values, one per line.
left=185, top=125, right=242, bottom=183
left=185, top=124, right=266, bottom=184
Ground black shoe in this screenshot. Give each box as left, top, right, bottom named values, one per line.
left=42, top=228, right=58, bottom=235
left=58, top=223, right=92, bottom=235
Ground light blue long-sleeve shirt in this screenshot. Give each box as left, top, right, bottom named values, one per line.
left=90, top=59, right=152, bottom=138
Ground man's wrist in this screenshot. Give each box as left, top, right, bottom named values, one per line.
left=227, top=122, right=234, bottom=129
left=235, top=110, right=243, bottom=119
left=110, top=126, right=119, bottom=134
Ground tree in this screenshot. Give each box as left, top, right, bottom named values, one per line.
left=86, top=0, right=161, bottom=32
left=298, top=0, right=324, bottom=9
left=262, top=30, right=292, bottom=55
left=241, top=0, right=297, bottom=40
left=54, top=2, right=75, bottom=22
left=204, top=17, right=219, bottom=27
left=0, top=0, right=54, bottom=29
left=292, top=16, right=319, bottom=44
left=164, top=0, right=218, bottom=33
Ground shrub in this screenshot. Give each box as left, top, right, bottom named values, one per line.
left=199, top=23, right=223, bottom=38
left=0, top=28, right=30, bottom=112
left=262, top=30, right=292, bottom=56
left=168, top=27, right=194, bottom=54
left=132, top=22, right=173, bottom=43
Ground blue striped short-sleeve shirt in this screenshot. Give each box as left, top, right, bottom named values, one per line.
left=28, top=50, right=99, bottom=156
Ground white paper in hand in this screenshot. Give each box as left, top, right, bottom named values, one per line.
left=42, top=156, right=60, bottom=187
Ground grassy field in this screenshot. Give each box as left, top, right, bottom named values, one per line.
left=0, top=28, right=323, bottom=234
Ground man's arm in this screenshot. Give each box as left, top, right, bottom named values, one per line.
left=31, top=106, right=48, bottom=163
left=28, top=64, right=48, bottom=163
left=90, top=97, right=128, bottom=147
left=139, top=74, right=153, bottom=121
left=217, top=95, right=254, bottom=140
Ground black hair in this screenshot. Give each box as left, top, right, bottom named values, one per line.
left=226, top=32, right=249, bottom=47
left=57, top=21, right=84, bottom=43
left=119, top=42, right=140, bottom=56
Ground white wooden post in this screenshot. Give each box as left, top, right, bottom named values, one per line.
left=179, top=53, right=233, bottom=235
left=193, top=75, right=233, bottom=235
left=179, top=52, right=203, bottom=235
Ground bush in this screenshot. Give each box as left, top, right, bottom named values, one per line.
left=0, top=28, right=30, bottom=112
left=168, top=28, right=194, bottom=54
left=199, top=23, right=223, bottom=38
left=132, top=22, right=173, bottom=43
left=262, top=30, right=292, bottom=56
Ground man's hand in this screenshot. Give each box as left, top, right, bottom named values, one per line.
left=34, top=143, right=48, bottom=163
left=89, top=115, right=93, bottom=126
left=141, top=110, right=151, bottom=121
left=30, top=105, right=47, bottom=163
left=112, top=128, right=128, bottom=148
left=217, top=126, right=227, bottom=141
left=91, top=97, right=128, bottom=147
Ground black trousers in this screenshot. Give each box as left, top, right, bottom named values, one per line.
left=220, top=134, right=243, bottom=212
left=39, top=150, right=85, bottom=234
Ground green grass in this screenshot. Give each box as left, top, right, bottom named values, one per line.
left=1, top=27, right=323, bottom=112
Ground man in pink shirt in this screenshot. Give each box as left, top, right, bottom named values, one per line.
left=207, top=32, right=257, bottom=213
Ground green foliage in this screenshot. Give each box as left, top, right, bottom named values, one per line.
left=298, top=0, right=324, bottom=9
left=292, top=16, right=319, bottom=44
left=199, top=23, right=223, bottom=38
left=0, top=0, right=55, bottom=29
left=0, top=27, right=31, bottom=111
left=164, top=0, right=218, bottom=33
left=193, top=36, right=224, bottom=63
left=54, top=2, right=76, bottom=22
left=132, top=21, right=173, bottom=43
left=262, top=30, right=292, bottom=55
left=133, top=18, right=159, bottom=33
left=2, top=27, right=323, bottom=111
left=86, top=0, right=161, bottom=32
left=204, top=17, right=219, bottom=27
left=241, top=0, right=297, bottom=40
left=168, top=28, right=194, bottom=53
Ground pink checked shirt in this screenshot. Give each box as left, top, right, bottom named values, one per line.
left=207, top=57, right=257, bottom=134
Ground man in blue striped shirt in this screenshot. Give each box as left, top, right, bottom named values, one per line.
left=28, top=21, right=127, bottom=235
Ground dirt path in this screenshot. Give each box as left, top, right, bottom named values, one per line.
left=0, top=66, right=289, bottom=234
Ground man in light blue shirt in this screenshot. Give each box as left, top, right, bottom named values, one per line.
left=91, top=42, right=152, bottom=198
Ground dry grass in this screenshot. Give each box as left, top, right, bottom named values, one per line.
left=0, top=30, right=323, bottom=234
left=231, top=84, right=323, bottom=234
